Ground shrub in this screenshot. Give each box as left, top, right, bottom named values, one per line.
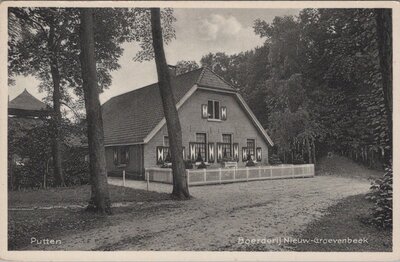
left=246, top=158, right=256, bottom=167
left=197, top=161, right=207, bottom=169
left=366, top=163, right=392, bottom=228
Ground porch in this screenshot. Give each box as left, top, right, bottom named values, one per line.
left=145, top=164, right=314, bottom=186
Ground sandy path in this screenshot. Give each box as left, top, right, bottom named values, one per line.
left=25, top=176, right=370, bottom=251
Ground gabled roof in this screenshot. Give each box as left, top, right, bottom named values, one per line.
left=8, top=89, right=48, bottom=111
left=102, top=67, right=274, bottom=147
left=102, top=67, right=236, bottom=145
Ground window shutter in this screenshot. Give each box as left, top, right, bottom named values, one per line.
left=189, top=143, right=196, bottom=161
left=242, top=147, right=248, bottom=162
left=201, top=104, right=208, bottom=118
left=256, top=147, right=262, bottom=162
left=156, top=146, right=164, bottom=164
left=208, top=143, right=215, bottom=163
left=221, top=106, right=227, bottom=120
left=216, top=143, right=223, bottom=162
left=233, top=143, right=239, bottom=162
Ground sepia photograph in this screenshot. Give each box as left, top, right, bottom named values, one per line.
left=1, top=1, right=397, bottom=261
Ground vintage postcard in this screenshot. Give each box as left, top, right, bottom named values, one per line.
left=0, top=1, right=398, bottom=261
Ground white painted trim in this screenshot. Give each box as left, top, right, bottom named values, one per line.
left=207, top=118, right=222, bottom=122
left=104, top=142, right=143, bottom=147
left=142, top=84, right=199, bottom=144
left=235, top=93, right=274, bottom=147
left=197, top=86, right=237, bottom=94
left=198, top=85, right=273, bottom=146
left=141, top=83, right=274, bottom=147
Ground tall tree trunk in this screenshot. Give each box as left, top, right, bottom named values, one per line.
left=48, top=24, right=65, bottom=187
left=79, top=8, right=111, bottom=213
left=375, top=9, right=392, bottom=165
left=150, top=8, right=190, bottom=199
left=50, top=60, right=65, bottom=187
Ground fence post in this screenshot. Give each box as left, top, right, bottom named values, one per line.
left=186, top=169, right=190, bottom=186
left=123, top=169, right=126, bottom=187
left=246, top=167, right=249, bottom=181
left=292, top=165, right=295, bottom=179
left=219, top=168, right=222, bottom=184
left=203, top=168, right=206, bottom=183
left=146, top=171, right=149, bottom=191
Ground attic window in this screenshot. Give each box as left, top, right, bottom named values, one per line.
left=207, top=100, right=220, bottom=119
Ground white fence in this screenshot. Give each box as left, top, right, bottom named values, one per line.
left=145, top=164, right=314, bottom=186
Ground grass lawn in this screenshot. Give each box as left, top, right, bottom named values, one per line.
left=8, top=184, right=171, bottom=250
left=291, top=194, right=392, bottom=252
left=9, top=184, right=170, bottom=207
left=316, top=154, right=383, bottom=181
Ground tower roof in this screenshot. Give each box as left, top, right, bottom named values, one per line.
left=9, top=89, right=48, bottom=111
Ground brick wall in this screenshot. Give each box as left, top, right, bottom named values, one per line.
left=144, top=88, right=270, bottom=169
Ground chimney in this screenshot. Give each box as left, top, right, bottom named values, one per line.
left=168, top=64, right=177, bottom=77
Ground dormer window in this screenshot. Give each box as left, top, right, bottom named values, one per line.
left=207, top=100, right=220, bottom=119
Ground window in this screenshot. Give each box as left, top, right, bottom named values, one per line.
left=163, top=136, right=169, bottom=147
left=195, top=133, right=207, bottom=161
left=247, top=139, right=255, bottom=159
left=207, top=100, right=220, bottom=119
left=115, top=146, right=129, bottom=165
left=221, top=134, right=232, bottom=158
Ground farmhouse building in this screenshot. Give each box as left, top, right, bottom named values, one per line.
left=102, top=67, right=273, bottom=179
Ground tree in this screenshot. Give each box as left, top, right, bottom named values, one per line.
left=9, top=7, right=177, bottom=189
left=375, top=9, right=392, bottom=164
left=79, top=8, right=111, bottom=213
left=9, top=8, right=72, bottom=186
left=254, top=15, right=303, bottom=79
left=252, top=9, right=391, bottom=168
left=150, top=8, right=190, bottom=199
left=175, top=60, right=199, bottom=75
left=9, top=8, right=124, bottom=186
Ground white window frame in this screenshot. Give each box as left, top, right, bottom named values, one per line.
left=207, top=100, right=221, bottom=120
left=163, top=136, right=169, bottom=147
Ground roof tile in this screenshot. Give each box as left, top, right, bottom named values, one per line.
left=102, top=67, right=236, bottom=145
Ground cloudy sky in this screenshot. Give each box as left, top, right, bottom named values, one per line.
left=9, top=8, right=300, bottom=104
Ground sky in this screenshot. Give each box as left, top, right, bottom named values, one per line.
left=8, top=8, right=300, bottom=105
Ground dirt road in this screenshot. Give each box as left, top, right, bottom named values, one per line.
left=24, top=176, right=370, bottom=251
